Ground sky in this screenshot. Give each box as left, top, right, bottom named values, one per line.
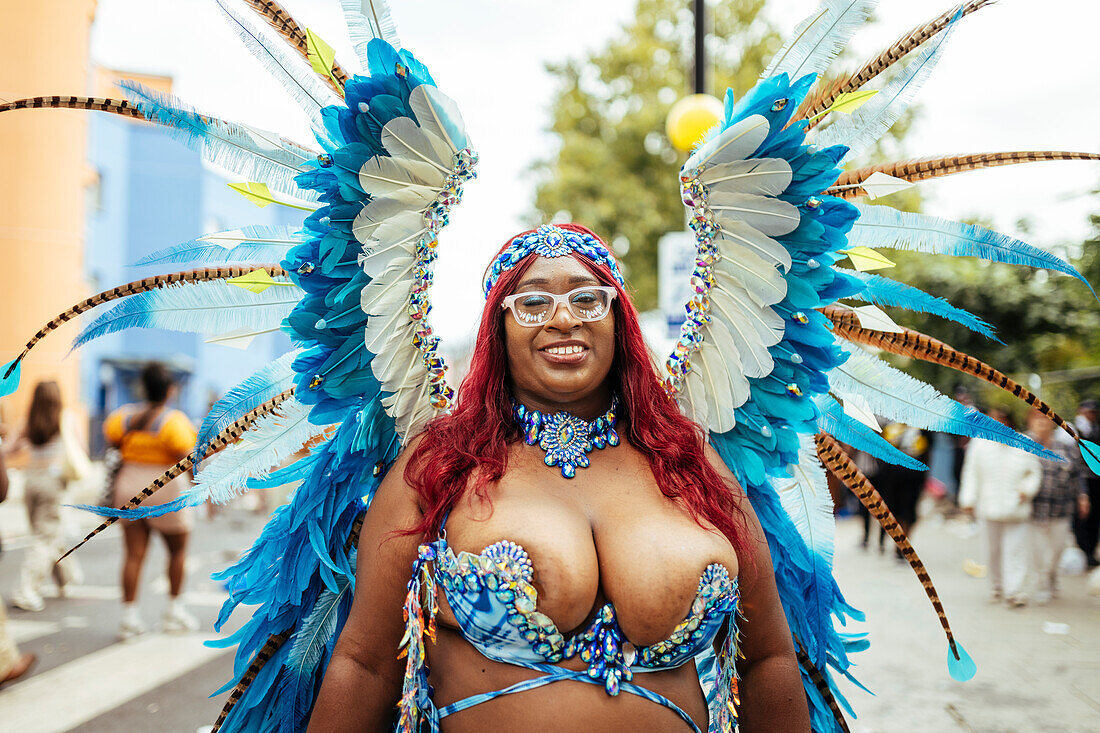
left=89, top=0, right=1100, bottom=347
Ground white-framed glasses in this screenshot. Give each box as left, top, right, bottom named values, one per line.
left=501, top=286, right=617, bottom=327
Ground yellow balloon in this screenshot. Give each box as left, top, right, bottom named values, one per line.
left=665, top=94, right=724, bottom=152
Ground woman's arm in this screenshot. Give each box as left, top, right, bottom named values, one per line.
left=705, top=444, right=810, bottom=733
left=307, top=447, right=425, bottom=732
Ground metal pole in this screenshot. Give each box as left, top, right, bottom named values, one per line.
left=693, top=0, right=706, bottom=95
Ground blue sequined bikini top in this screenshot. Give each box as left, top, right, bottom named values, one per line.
left=398, top=512, right=743, bottom=733
left=425, top=521, right=740, bottom=693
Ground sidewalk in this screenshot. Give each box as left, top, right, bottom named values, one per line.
left=832, top=513, right=1100, bottom=733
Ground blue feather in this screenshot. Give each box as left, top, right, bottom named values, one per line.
left=816, top=397, right=929, bottom=471
left=832, top=347, right=1062, bottom=460
left=134, top=226, right=308, bottom=267
left=0, top=357, right=21, bottom=398
left=847, top=270, right=999, bottom=340
left=121, top=82, right=318, bottom=200
left=849, top=204, right=1094, bottom=295
left=72, top=280, right=301, bottom=349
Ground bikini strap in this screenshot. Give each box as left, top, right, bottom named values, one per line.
left=438, top=508, right=452, bottom=538
left=435, top=663, right=703, bottom=733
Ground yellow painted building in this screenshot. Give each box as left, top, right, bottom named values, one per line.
left=0, top=0, right=98, bottom=432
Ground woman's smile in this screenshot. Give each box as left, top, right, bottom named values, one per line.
left=539, top=339, right=590, bottom=365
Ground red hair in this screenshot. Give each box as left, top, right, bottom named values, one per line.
left=404, top=224, right=748, bottom=558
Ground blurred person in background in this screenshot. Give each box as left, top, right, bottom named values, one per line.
left=0, top=431, right=37, bottom=686
left=1073, top=399, right=1099, bottom=566
left=1027, top=409, right=1088, bottom=604
left=4, top=381, right=87, bottom=612
left=959, top=408, right=1042, bottom=607
left=104, top=363, right=198, bottom=639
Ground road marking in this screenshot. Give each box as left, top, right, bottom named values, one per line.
left=40, top=583, right=228, bottom=607
left=7, top=619, right=60, bottom=644
left=0, top=632, right=227, bottom=733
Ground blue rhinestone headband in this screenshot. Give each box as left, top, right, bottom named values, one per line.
left=483, top=224, right=626, bottom=297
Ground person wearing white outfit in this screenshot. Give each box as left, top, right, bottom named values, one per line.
left=958, top=409, right=1042, bottom=607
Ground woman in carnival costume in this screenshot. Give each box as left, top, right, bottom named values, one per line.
left=2, top=1, right=1099, bottom=731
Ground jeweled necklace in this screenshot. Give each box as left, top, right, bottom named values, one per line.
left=512, top=396, right=621, bottom=478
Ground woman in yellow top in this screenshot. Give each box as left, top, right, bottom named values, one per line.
left=104, top=363, right=198, bottom=639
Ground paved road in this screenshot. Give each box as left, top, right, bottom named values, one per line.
left=2, top=481, right=1098, bottom=732
left=0, top=478, right=268, bottom=733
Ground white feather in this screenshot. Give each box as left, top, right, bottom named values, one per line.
left=352, top=208, right=423, bottom=245
left=775, top=435, right=836, bottom=576
left=700, top=158, right=792, bottom=196
left=714, top=245, right=788, bottom=307
left=408, top=85, right=469, bottom=153
left=814, top=13, right=959, bottom=160
left=683, top=115, right=770, bottom=173
left=358, top=155, right=445, bottom=197
left=710, top=192, right=801, bottom=237
left=216, top=1, right=341, bottom=136
left=381, top=117, right=453, bottom=173
left=341, top=0, right=402, bottom=63
left=709, top=287, right=781, bottom=379
left=716, top=221, right=791, bottom=272
left=761, top=0, right=878, bottom=81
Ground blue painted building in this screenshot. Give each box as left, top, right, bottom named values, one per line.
left=81, top=96, right=298, bottom=451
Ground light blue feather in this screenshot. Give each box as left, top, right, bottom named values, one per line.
left=195, top=351, right=300, bottom=457
left=192, top=398, right=326, bottom=504
left=761, top=0, right=878, bottom=81
left=846, top=270, right=998, bottom=340
left=815, top=7, right=960, bottom=159
left=215, top=0, right=339, bottom=145
left=832, top=347, right=1061, bottom=460
left=816, top=396, right=929, bottom=471
left=121, top=82, right=317, bottom=199
left=280, top=577, right=351, bottom=731
left=134, top=226, right=307, bottom=267
left=72, top=280, right=302, bottom=349
left=0, top=358, right=21, bottom=398
left=849, top=204, right=1093, bottom=294
left=776, top=436, right=837, bottom=631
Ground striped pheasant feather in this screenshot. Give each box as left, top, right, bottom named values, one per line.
left=796, top=0, right=995, bottom=127
left=242, top=0, right=350, bottom=95
left=814, top=433, right=973, bottom=681
left=828, top=151, right=1100, bottom=198
left=3, top=265, right=286, bottom=381
left=0, top=95, right=145, bottom=119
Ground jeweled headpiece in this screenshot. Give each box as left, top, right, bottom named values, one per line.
left=483, top=224, right=625, bottom=297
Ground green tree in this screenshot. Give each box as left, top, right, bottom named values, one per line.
left=533, top=0, right=779, bottom=308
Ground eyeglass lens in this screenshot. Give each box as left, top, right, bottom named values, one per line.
left=510, top=287, right=613, bottom=325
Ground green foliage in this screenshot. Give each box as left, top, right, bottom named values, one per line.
left=533, top=0, right=779, bottom=308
